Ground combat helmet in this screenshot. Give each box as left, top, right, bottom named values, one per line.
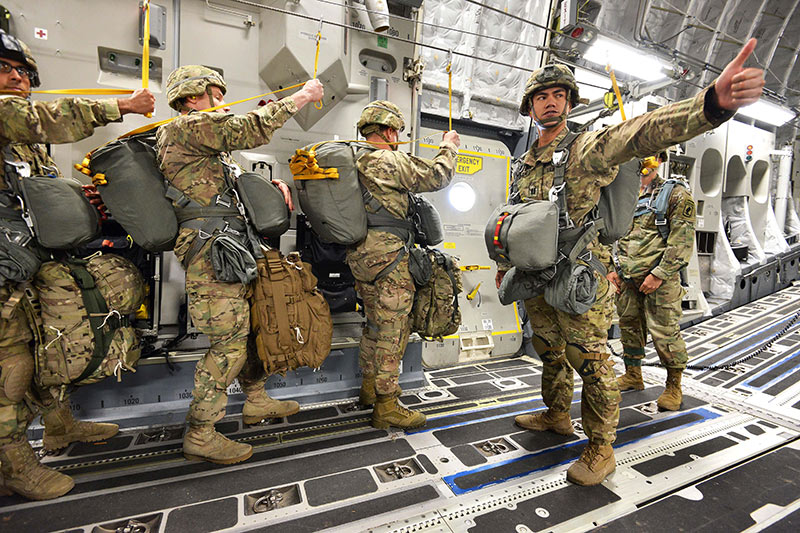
left=519, top=63, right=587, bottom=117
left=166, top=65, right=226, bottom=110
left=357, top=100, right=405, bottom=136
left=0, top=30, right=40, bottom=87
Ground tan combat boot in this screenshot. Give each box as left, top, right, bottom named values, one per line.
left=42, top=405, right=119, bottom=451
left=657, top=368, right=683, bottom=411
left=183, top=425, right=252, bottom=464
left=566, top=443, right=616, bottom=486
left=0, top=438, right=74, bottom=500
left=616, top=365, right=645, bottom=391
left=514, top=409, right=574, bottom=436
left=359, top=375, right=376, bottom=406
left=241, top=387, right=300, bottom=424
left=372, top=395, right=426, bottom=429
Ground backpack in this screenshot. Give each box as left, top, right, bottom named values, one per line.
left=249, top=249, right=333, bottom=375
left=31, top=254, right=145, bottom=387
left=410, top=248, right=463, bottom=340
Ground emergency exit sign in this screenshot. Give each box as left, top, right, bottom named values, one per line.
left=456, top=154, right=483, bottom=175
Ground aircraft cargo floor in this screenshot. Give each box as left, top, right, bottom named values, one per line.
left=3, top=286, right=800, bottom=532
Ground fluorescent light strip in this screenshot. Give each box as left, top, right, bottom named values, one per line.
left=584, top=36, right=669, bottom=81
left=736, top=99, right=796, bottom=127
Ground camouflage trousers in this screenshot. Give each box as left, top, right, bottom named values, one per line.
left=524, top=275, right=621, bottom=446
left=184, top=246, right=266, bottom=427
left=354, top=258, right=414, bottom=397
left=616, top=275, right=688, bottom=369
left=0, top=285, right=35, bottom=445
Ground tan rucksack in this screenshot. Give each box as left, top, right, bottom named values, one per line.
left=250, top=249, right=333, bottom=375
left=32, top=254, right=145, bottom=387
left=411, top=249, right=463, bottom=340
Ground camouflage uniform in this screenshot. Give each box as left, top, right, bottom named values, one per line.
left=510, top=85, right=729, bottom=446
left=616, top=175, right=695, bottom=369
left=347, top=144, right=457, bottom=396
left=156, top=98, right=299, bottom=427
left=0, top=96, right=123, bottom=447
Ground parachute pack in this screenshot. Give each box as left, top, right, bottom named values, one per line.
left=634, top=178, right=687, bottom=239
left=0, top=149, right=100, bottom=284
left=78, top=135, right=289, bottom=256
left=486, top=131, right=639, bottom=273
left=30, top=253, right=145, bottom=387
left=249, top=249, right=333, bottom=376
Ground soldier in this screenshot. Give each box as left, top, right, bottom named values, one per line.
left=156, top=66, right=323, bottom=464
left=348, top=101, right=459, bottom=429
left=0, top=30, right=154, bottom=500
left=608, top=153, right=694, bottom=410
left=502, top=39, right=764, bottom=486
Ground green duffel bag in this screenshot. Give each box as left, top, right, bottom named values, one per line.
left=235, top=172, right=290, bottom=238
left=485, top=201, right=559, bottom=271
left=87, top=133, right=179, bottom=252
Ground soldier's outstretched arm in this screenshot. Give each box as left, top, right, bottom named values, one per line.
left=574, top=39, right=764, bottom=174
left=395, top=130, right=460, bottom=193
left=0, top=90, right=153, bottom=145
left=189, top=79, right=323, bottom=154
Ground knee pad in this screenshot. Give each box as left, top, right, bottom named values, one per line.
left=0, top=348, right=34, bottom=404
left=532, top=335, right=566, bottom=365
left=565, top=343, right=610, bottom=381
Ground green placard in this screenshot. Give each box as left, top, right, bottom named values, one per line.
left=377, top=36, right=388, bottom=48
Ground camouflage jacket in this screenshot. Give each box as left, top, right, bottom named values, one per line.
left=0, top=95, right=122, bottom=297
left=155, top=99, right=298, bottom=264
left=1, top=96, right=121, bottom=188
left=617, top=175, right=695, bottom=281
left=500, top=84, right=729, bottom=272
left=346, top=141, right=457, bottom=280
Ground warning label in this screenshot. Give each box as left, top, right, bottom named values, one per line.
left=456, top=154, right=482, bottom=175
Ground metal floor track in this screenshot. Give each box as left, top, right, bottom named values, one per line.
left=4, top=286, right=800, bottom=532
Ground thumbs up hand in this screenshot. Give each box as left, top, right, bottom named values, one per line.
left=714, top=38, right=765, bottom=110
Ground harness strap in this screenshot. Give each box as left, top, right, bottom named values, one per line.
left=68, top=262, right=120, bottom=385
left=264, top=250, right=293, bottom=352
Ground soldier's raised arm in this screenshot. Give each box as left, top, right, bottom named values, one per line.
left=574, top=38, right=764, bottom=172
left=165, top=70, right=323, bottom=155
left=394, top=130, right=460, bottom=193
left=0, top=89, right=154, bottom=146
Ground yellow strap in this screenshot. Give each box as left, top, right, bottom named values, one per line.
left=0, top=89, right=134, bottom=95
left=313, top=29, right=323, bottom=110
left=460, top=265, right=491, bottom=271
left=289, top=149, right=340, bottom=180
left=605, top=64, right=626, bottom=121
left=446, top=53, right=453, bottom=131
left=142, top=0, right=152, bottom=118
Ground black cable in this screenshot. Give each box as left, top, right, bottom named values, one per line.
left=608, top=307, right=800, bottom=371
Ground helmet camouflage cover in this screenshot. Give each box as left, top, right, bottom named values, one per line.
left=0, top=30, right=40, bottom=87
left=165, top=65, right=227, bottom=110
left=519, top=63, right=587, bottom=116
left=357, top=100, right=406, bottom=135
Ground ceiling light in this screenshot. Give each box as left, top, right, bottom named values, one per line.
left=736, top=99, right=796, bottom=127
left=583, top=36, right=669, bottom=81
